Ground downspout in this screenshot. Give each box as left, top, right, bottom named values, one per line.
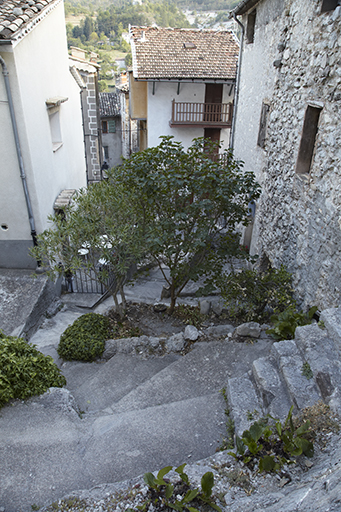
left=0, top=55, right=39, bottom=259
left=229, top=13, right=245, bottom=150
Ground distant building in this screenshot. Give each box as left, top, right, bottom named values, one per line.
left=232, top=0, right=341, bottom=310
left=69, top=47, right=103, bottom=183
left=129, top=27, right=239, bottom=151
left=0, top=0, right=86, bottom=269
left=99, top=92, right=123, bottom=170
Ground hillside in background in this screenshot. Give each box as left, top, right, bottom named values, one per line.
left=65, top=0, right=239, bottom=91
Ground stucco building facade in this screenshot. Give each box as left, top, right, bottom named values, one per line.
left=0, top=0, right=86, bottom=269
left=129, top=27, right=239, bottom=151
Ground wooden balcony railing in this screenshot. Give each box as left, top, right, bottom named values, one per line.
left=170, top=100, right=232, bottom=127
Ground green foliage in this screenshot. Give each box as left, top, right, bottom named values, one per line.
left=30, top=180, right=145, bottom=317
left=219, top=265, right=295, bottom=322
left=267, top=306, right=318, bottom=341
left=115, top=136, right=260, bottom=314
left=139, top=464, right=221, bottom=512
left=301, top=361, right=313, bottom=380
left=57, top=313, right=111, bottom=362
left=228, top=406, right=314, bottom=472
left=219, top=387, right=235, bottom=451
left=0, top=331, right=66, bottom=408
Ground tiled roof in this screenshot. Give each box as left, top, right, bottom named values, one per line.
left=99, top=92, right=121, bottom=118
left=0, top=0, right=59, bottom=41
left=130, top=27, right=239, bottom=81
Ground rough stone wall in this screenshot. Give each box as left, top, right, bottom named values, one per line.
left=249, top=0, right=341, bottom=310
left=81, top=73, right=101, bottom=182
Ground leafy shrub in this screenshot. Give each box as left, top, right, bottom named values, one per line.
left=0, top=331, right=66, bottom=408
left=267, top=306, right=317, bottom=341
left=138, top=464, right=221, bottom=512
left=57, top=313, right=111, bottom=362
left=219, top=265, right=295, bottom=321
left=228, top=406, right=313, bottom=473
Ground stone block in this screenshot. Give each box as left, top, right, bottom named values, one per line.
left=226, top=373, right=263, bottom=436
left=252, top=356, right=293, bottom=420
left=235, top=322, right=261, bottom=338
left=200, top=300, right=211, bottom=315
left=278, top=355, right=320, bottom=410
left=320, top=308, right=341, bottom=356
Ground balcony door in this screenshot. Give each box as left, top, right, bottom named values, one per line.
left=204, top=84, right=223, bottom=123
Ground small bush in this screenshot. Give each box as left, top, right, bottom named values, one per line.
left=0, top=331, right=66, bottom=408
left=267, top=306, right=317, bottom=341
left=57, top=313, right=111, bottom=362
left=219, top=265, right=295, bottom=322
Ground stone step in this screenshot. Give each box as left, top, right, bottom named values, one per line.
left=252, top=356, right=293, bottom=420
left=271, top=340, right=320, bottom=410
left=109, top=338, right=271, bottom=415
left=320, top=307, right=341, bottom=357
left=62, top=353, right=180, bottom=414
left=295, top=323, right=341, bottom=415
left=226, top=373, right=263, bottom=436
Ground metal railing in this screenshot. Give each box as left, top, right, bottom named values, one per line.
left=171, top=100, right=232, bottom=127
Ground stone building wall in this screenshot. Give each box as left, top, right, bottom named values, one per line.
left=236, top=0, right=341, bottom=310
left=80, top=73, right=102, bottom=182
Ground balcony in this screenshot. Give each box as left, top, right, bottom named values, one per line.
left=170, top=100, right=233, bottom=128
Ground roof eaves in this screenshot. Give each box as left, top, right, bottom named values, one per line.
left=232, top=0, right=261, bottom=15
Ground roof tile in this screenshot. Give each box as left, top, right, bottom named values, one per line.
left=130, top=27, right=239, bottom=81
left=99, top=92, right=121, bottom=117
left=0, top=0, right=57, bottom=39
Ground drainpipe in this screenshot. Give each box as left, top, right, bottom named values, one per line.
left=0, top=55, right=39, bottom=260
left=229, top=13, right=245, bottom=150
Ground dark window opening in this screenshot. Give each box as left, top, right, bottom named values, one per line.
left=102, top=119, right=116, bottom=133
left=257, top=102, right=270, bottom=148
left=296, top=105, right=322, bottom=175
left=321, top=0, right=339, bottom=13
left=246, top=10, right=256, bottom=44
left=103, top=145, right=109, bottom=160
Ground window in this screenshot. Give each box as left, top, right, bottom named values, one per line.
left=103, top=145, right=109, bottom=160
left=321, top=0, right=339, bottom=13
left=257, top=102, right=270, bottom=148
left=296, top=105, right=322, bottom=175
left=246, top=10, right=256, bottom=44
left=102, top=119, right=116, bottom=133
left=46, top=96, right=68, bottom=152
left=49, top=110, right=62, bottom=152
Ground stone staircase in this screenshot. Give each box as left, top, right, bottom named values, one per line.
left=227, top=307, right=341, bottom=436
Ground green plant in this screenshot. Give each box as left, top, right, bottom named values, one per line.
left=228, top=406, right=314, bottom=472
left=318, top=320, right=325, bottom=329
left=138, top=464, right=222, bottom=512
left=218, top=265, right=295, bottom=322
left=266, top=306, right=318, bottom=341
left=219, top=387, right=235, bottom=450
left=301, top=361, right=313, bottom=380
left=57, top=313, right=111, bottom=362
left=116, top=136, right=260, bottom=314
left=173, top=304, right=207, bottom=328
left=31, top=505, right=40, bottom=511
left=0, top=331, right=66, bottom=409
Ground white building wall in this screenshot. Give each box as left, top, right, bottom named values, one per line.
left=147, top=81, right=234, bottom=150
left=0, top=0, right=86, bottom=268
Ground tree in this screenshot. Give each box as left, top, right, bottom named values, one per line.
left=30, top=182, right=145, bottom=318
left=115, top=137, right=261, bottom=314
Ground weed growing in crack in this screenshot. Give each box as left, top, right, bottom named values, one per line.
left=219, top=387, right=235, bottom=451
left=228, top=406, right=314, bottom=473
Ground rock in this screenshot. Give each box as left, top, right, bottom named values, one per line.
left=165, top=332, right=185, bottom=352
left=236, top=322, right=261, bottom=338
left=160, top=286, right=171, bottom=299
left=184, top=325, right=199, bottom=341
left=45, top=298, right=63, bottom=318
left=200, top=300, right=211, bottom=315
left=37, top=388, right=80, bottom=417
left=211, top=301, right=223, bottom=316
